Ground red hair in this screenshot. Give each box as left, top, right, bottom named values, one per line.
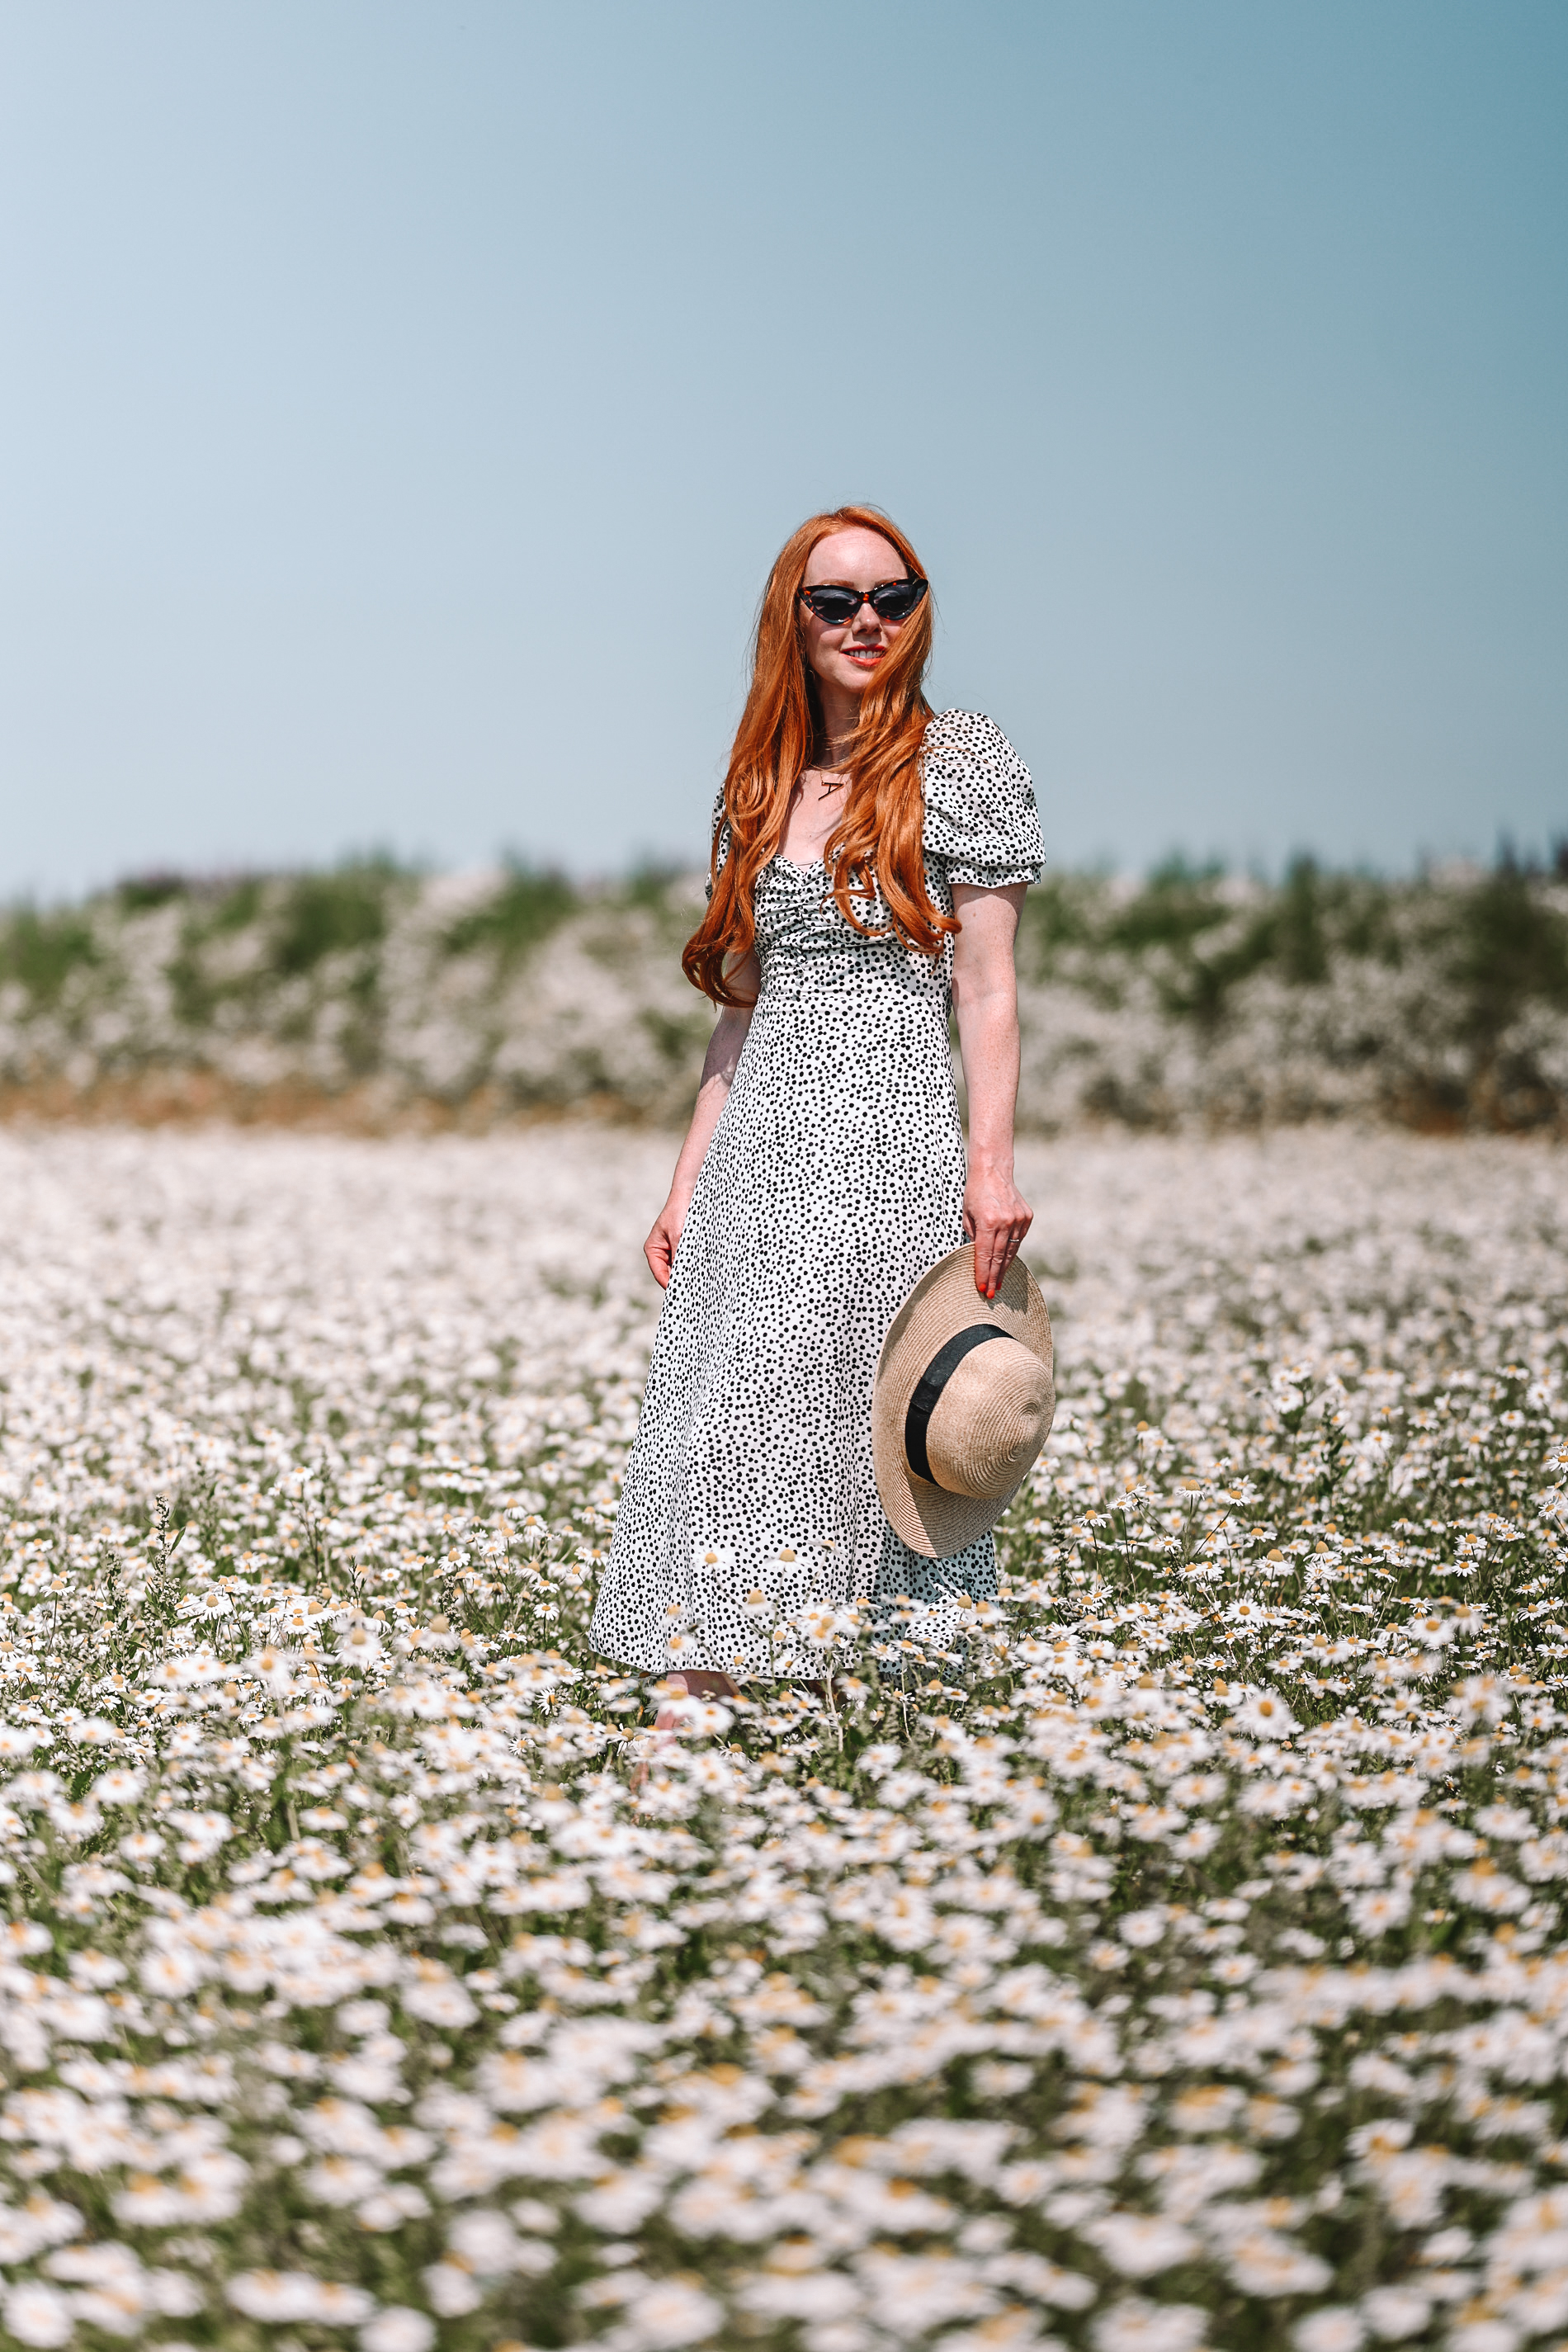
left=682, top=505, right=952, bottom=1007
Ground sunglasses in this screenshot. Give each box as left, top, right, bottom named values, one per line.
left=797, top=576, right=929, bottom=627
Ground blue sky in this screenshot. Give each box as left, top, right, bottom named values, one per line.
left=1, top=1, right=1564, bottom=893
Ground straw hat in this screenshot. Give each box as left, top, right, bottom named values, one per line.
left=872, top=1245, right=1054, bottom=1559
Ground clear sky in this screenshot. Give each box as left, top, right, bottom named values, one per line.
left=1, top=1, right=1564, bottom=895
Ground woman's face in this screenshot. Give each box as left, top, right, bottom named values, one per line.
left=799, top=527, right=914, bottom=711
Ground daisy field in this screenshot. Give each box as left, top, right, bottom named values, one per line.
left=0, top=1124, right=1565, bottom=2352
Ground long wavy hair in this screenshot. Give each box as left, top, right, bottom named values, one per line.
left=682, top=504, right=951, bottom=1007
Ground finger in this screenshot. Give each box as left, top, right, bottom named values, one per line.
left=976, top=1231, right=1003, bottom=1298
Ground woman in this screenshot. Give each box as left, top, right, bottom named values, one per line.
left=590, top=504, right=1041, bottom=1697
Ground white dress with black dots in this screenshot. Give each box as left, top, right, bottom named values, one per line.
left=590, top=710, right=1043, bottom=1678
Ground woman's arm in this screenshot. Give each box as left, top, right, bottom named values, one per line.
left=643, top=949, right=760, bottom=1287
left=950, top=883, right=1032, bottom=1301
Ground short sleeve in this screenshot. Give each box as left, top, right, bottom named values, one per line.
left=921, top=710, right=1043, bottom=888
left=704, top=788, right=731, bottom=902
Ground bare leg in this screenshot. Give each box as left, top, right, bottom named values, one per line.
left=653, top=1668, right=742, bottom=1730
left=631, top=1669, right=743, bottom=1797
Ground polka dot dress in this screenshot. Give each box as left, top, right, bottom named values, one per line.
left=590, top=711, right=1043, bottom=1678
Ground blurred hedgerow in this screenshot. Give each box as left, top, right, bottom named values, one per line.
left=2, top=852, right=1566, bottom=1130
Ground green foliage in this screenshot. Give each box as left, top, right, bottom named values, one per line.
left=115, top=872, right=189, bottom=912
left=1273, top=855, right=1330, bottom=986
left=1455, top=858, right=1568, bottom=1045
left=1013, top=854, right=1568, bottom=1052
left=442, top=864, right=578, bottom=964
left=1104, top=857, right=1230, bottom=955
left=0, top=907, right=99, bottom=1005
left=638, top=1005, right=711, bottom=1066
left=272, top=863, right=399, bottom=975
left=619, top=860, right=688, bottom=912
left=164, top=941, right=216, bottom=1029
left=1014, top=875, right=1100, bottom=975
left=211, top=876, right=266, bottom=933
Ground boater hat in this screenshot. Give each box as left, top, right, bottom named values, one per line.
left=873, top=1246, right=1054, bottom=1559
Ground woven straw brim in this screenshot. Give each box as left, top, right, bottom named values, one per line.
left=872, top=1246, right=1054, bottom=1559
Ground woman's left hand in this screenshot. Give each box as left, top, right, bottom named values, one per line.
left=962, top=1164, right=1033, bottom=1301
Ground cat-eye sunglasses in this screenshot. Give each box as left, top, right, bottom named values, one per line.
left=797, top=577, right=929, bottom=627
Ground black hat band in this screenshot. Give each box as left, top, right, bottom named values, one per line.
left=904, top=1323, right=1011, bottom=1487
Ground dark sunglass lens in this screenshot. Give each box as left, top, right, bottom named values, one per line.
left=804, top=587, right=862, bottom=623
left=870, top=578, right=928, bottom=621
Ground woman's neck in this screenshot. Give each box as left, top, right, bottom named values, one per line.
left=815, top=681, right=862, bottom=764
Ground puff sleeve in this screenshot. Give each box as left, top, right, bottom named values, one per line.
left=920, top=710, right=1043, bottom=888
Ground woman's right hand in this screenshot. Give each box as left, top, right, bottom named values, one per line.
left=644, top=1187, right=694, bottom=1288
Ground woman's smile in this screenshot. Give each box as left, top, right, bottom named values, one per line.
left=796, top=525, right=912, bottom=712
